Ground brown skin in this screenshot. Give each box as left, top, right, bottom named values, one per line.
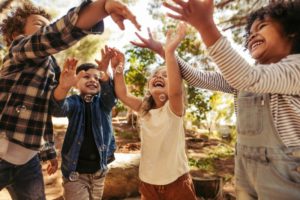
left=247, top=17, right=293, bottom=64
left=163, top=0, right=293, bottom=65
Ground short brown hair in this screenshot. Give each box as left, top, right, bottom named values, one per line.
left=0, top=2, right=51, bottom=46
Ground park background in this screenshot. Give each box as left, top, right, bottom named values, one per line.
left=0, top=0, right=271, bottom=199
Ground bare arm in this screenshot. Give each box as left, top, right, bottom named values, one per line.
left=110, top=48, right=142, bottom=112
left=165, top=23, right=187, bottom=116
left=76, top=0, right=141, bottom=31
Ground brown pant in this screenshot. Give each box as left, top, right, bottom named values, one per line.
left=139, top=173, right=198, bottom=200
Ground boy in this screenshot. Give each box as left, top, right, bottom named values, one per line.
left=0, top=0, right=140, bottom=199
left=51, top=48, right=116, bottom=199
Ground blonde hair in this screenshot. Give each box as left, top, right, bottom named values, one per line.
left=139, top=66, right=187, bottom=116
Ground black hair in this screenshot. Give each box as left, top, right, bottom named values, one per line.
left=76, top=63, right=98, bottom=74
left=245, top=1, right=300, bottom=53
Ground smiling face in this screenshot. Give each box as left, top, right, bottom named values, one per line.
left=148, top=68, right=168, bottom=99
left=247, top=17, right=293, bottom=64
left=76, top=68, right=101, bottom=96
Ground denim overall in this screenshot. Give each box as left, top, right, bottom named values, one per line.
left=235, top=92, right=300, bottom=200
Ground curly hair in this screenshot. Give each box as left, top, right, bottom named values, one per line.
left=0, top=2, right=51, bottom=46
left=245, top=1, right=300, bottom=53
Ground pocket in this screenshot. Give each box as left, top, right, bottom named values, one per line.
left=269, top=155, right=300, bottom=187
left=237, top=95, right=263, bottom=135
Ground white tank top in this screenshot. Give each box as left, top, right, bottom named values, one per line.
left=139, top=101, right=189, bottom=185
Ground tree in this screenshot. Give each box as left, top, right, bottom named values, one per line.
left=123, top=0, right=272, bottom=127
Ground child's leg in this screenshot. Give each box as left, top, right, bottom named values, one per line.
left=235, top=155, right=257, bottom=200
left=90, top=170, right=106, bottom=200
left=3, top=155, right=46, bottom=200
left=63, top=174, right=90, bottom=200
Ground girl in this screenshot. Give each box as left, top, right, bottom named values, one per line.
left=111, top=23, right=197, bottom=200
left=161, top=0, right=300, bottom=199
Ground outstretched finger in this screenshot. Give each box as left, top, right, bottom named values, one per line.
left=111, top=14, right=125, bottom=30
left=69, top=58, right=78, bottom=72
left=63, top=59, right=70, bottom=72
left=147, top=27, right=154, bottom=39
left=172, top=0, right=189, bottom=7
left=163, top=2, right=184, bottom=15
left=135, top=32, right=148, bottom=44
left=121, top=7, right=141, bottom=30
left=130, top=41, right=147, bottom=48
left=166, top=12, right=185, bottom=21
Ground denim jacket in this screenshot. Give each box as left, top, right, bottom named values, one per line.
left=51, top=80, right=116, bottom=178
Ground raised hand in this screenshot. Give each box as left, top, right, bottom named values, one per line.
left=130, top=27, right=165, bottom=58
left=110, top=48, right=125, bottom=73
left=59, top=58, right=83, bottom=90
left=95, top=45, right=113, bottom=72
left=163, top=0, right=214, bottom=31
left=165, top=23, right=187, bottom=53
left=105, top=0, right=141, bottom=31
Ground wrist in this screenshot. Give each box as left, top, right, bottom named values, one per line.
left=99, top=71, right=110, bottom=82
left=114, top=65, right=124, bottom=75
left=57, top=84, right=71, bottom=92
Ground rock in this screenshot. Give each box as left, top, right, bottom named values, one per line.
left=103, top=153, right=140, bottom=200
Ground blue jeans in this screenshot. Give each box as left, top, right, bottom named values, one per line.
left=0, top=155, right=45, bottom=200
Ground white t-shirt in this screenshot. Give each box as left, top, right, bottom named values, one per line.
left=139, top=101, right=189, bottom=185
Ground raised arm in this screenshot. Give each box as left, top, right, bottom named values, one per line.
left=95, top=46, right=117, bottom=110
left=76, top=0, right=141, bottom=31
left=165, top=23, right=187, bottom=116
left=110, top=48, right=142, bottom=112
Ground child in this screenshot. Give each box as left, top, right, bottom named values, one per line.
left=51, top=47, right=116, bottom=200
left=0, top=0, right=140, bottom=199
left=161, top=1, right=300, bottom=199
left=110, top=23, right=197, bottom=200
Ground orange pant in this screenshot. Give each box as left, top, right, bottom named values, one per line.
left=139, top=173, right=198, bottom=200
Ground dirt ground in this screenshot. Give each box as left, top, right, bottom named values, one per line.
left=0, top=118, right=235, bottom=200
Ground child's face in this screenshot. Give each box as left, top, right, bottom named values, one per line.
left=76, top=69, right=101, bottom=96
left=247, top=17, right=293, bottom=64
left=23, top=14, right=50, bottom=35
left=148, top=68, right=168, bottom=98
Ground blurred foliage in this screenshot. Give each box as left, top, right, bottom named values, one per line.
left=124, top=46, right=157, bottom=97
left=189, top=143, right=234, bottom=172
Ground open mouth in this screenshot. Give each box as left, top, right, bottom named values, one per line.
left=250, top=40, right=264, bottom=51
left=86, top=83, right=98, bottom=89
left=153, top=80, right=165, bottom=88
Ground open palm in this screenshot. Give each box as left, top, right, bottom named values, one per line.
left=59, top=58, right=82, bottom=90
left=165, top=23, right=187, bottom=52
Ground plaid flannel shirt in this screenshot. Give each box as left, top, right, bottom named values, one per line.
left=0, top=0, right=104, bottom=160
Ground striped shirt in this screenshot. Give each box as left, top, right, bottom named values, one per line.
left=178, top=37, right=300, bottom=147
left=0, top=0, right=104, bottom=152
